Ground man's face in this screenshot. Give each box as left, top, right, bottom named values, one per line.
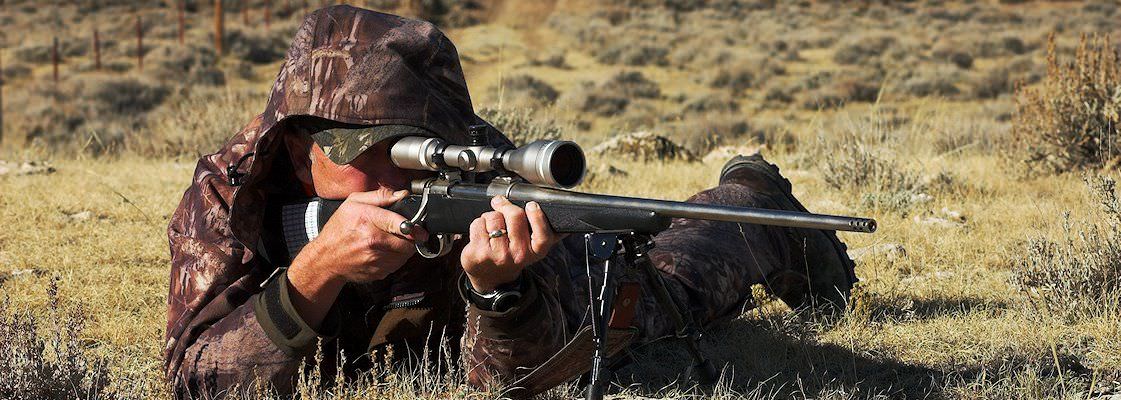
left=295, top=136, right=433, bottom=200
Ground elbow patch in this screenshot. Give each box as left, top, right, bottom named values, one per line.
left=253, top=271, right=341, bottom=356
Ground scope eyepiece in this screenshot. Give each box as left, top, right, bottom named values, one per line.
left=389, top=136, right=586, bottom=188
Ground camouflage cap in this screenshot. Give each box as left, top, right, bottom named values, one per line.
left=310, top=124, right=433, bottom=164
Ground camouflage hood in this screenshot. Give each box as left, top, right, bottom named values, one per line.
left=225, top=5, right=498, bottom=251
left=260, top=5, right=480, bottom=140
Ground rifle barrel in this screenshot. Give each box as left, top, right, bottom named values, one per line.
left=446, top=182, right=877, bottom=233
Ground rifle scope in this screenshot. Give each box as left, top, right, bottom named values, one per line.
left=390, top=136, right=586, bottom=188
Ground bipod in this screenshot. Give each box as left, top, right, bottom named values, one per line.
left=583, top=232, right=718, bottom=400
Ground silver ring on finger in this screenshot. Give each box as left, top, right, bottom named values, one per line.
left=488, top=229, right=508, bottom=239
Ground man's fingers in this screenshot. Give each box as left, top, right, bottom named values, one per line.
left=492, top=196, right=530, bottom=261
left=482, top=211, right=511, bottom=263
left=348, top=188, right=410, bottom=207
left=468, top=216, right=488, bottom=244
left=366, top=207, right=428, bottom=242
left=526, top=201, right=558, bottom=256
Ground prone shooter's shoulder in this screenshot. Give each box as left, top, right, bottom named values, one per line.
left=168, top=114, right=267, bottom=237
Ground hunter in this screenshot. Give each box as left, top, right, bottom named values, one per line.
left=164, top=5, right=856, bottom=398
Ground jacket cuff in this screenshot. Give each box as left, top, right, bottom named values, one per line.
left=253, top=270, right=341, bottom=356
left=467, top=274, right=548, bottom=339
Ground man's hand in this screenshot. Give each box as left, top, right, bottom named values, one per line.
left=461, top=196, right=563, bottom=293
left=301, top=188, right=429, bottom=282
left=286, top=188, right=428, bottom=327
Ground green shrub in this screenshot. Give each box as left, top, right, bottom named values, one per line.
left=1014, top=34, right=1121, bottom=173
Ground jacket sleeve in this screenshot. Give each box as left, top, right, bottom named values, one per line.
left=461, top=237, right=585, bottom=390
left=163, top=136, right=338, bottom=398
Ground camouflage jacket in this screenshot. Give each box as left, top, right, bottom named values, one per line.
left=165, top=5, right=824, bottom=399
left=164, top=6, right=618, bottom=397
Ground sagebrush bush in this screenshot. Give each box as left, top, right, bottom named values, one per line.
left=602, top=71, right=662, bottom=99
left=832, top=33, right=896, bottom=66
left=0, top=281, right=110, bottom=399
left=1014, top=34, right=1121, bottom=173
left=135, top=86, right=263, bottom=157
left=225, top=27, right=289, bottom=64
left=559, top=81, right=630, bottom=116
left=492, top=74, right=560, bottom=107
left=477, top=107, right=565, bottom=146
left=899, top=66, right=962, bottom=98
left=147, top=43, right=225, bottom=86
left=799, top=77, right=880, bottom=110
left=819, top=135, right=926, bottom=213
left=1013, top=175, right=1121, bottom=319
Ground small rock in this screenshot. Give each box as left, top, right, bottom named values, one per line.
left=702, top=144, right=763, bottom=164
left=914, top=215, right=964, bottom=228
left=848, top=243, right=907, bottom=261
left=913, top=208, right=967, bottom=227
left=908, top=192, right=934, bottom=204
left=590, top=131, right=698, bottom=162
left=938, top=207, right=966, bottom=223
left=0, top=160, right=56, bottom=176
left=0, top=268, right=42, bottom=285
left=66, top=211, right=93, bottom=221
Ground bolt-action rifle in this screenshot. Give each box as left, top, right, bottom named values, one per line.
left=276, top=125, right=876, bottom=400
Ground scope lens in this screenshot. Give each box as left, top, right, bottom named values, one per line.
left=548, top=142, right=586, bottom=188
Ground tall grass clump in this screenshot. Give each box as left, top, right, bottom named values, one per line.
left=0, top=281, right=110, bottom=399
left=1014, top=34, right=1121, bottom=173
left=1013, top=175, right=1121, bottom=320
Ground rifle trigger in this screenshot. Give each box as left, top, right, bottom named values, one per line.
left=399, top=185, right=433, bottom=235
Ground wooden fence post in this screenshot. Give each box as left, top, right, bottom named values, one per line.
left=52, top=37, right=59, bottom=83
left=264, top=0, right=271, bottom=30
left=241, top=2, right=248, bottom=25
left=214, top=0, right=225, bottom=56
left=93, top=28, right=101, bottom=70
left=177, top=0, right=185, bottom=45
left=136, top=15, right=144, bottom=71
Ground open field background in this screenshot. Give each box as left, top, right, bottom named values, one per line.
left=1, top=0, right=1120, bottom=399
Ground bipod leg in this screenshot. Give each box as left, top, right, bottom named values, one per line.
left=584, top=233, right=621, bottom=400
left=624, top=235, right=719, bottom=384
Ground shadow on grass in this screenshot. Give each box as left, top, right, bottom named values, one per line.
left=609, top=317, right=943, bottom=398
left=862, top=293, right=1014, bottom=324
left=605, top=289, right=1103, bottom=398
left=607, top=293, right=1018, bottom=398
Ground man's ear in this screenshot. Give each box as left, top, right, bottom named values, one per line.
left=282, top=132, right=314, bottom=188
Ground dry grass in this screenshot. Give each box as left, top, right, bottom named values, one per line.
left=1, top=1, right=1121, bottom=399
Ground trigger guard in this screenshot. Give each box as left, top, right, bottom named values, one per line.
left=416, top=233, right=454, bottom=259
